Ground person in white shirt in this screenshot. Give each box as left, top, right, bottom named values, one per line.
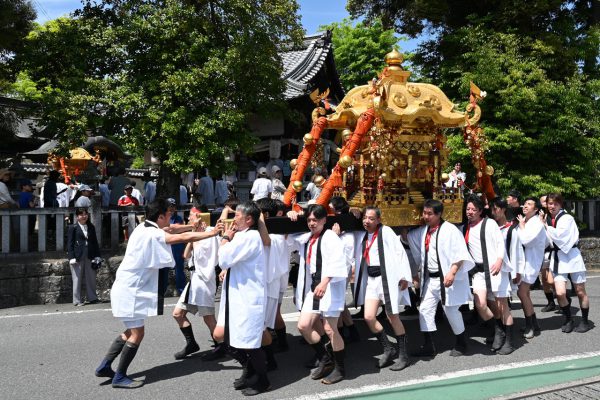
left=0, top=169, right=17, bottom=208
left=516, top=197, right=547, bottom=339
left=74, top=185, right=93, bottom=208
left=250, top=167, right=272, bottom=200
left=543, top=193, right=591, bottom=333
left=94, top=199, right=221, bottom=389
left=270, top=166, right=286, bottom=201
left=130, top=181, right=144, bottom=205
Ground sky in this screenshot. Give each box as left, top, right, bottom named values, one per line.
left=32, top=0, right=420, bottom=51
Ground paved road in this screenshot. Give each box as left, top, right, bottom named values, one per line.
left=1, top=274, right=598, bottom=400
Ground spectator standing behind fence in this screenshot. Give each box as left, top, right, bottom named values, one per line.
left=143, top=172, right=157, bottom=204
left=18, top=179, right=35, bottom=209
left=179, top=183, right=189, bottom=205
left=67, top=208, right=101, bottom=306
left=43, top=170, right=60, bottom=208
left=250, top=167, right=272, bottom=200
left=99, top=177, right=110, bottom=208
left=214, top=177, right=228, bottom=207
left=118, top=185, right=140, bottom=241
left=197, top=170, right=214, bottom=207
left=75, top=185, right=94, bottom=208
left=109, top=168, right=130, bottom=206
left=167, top=198, right=187, bottom=295
left=0, top=169, right=17, bottom=208
left=131, top=181, right=144, bottom=205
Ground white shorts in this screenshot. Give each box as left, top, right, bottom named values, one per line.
left=175, top=299, right=215, bottom=317
left=301, top=292, right=341, bottom=318
left=365, top=276, right=385, bottom=302
left=554, top=271, right=586, bottom=284
left=472, top=272, right=511, bottom=299
left=120, top=318, right=145, bottom=329
left=264, top=297, right=278, bottom=329
left=520, top=272, right=539, bottom=285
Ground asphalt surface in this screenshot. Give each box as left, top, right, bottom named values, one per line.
left=1, top=274, right=599, bottom=400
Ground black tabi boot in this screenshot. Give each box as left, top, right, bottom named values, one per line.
left=304, top=335, right=327, bottom=368
left=241, top=349, right=271, bottom=396
left=390, top=334, right=410, bottom=371
left=112, top=342, right=144, bottom=388
left=321, top=349, right=345, bottom=384
left=561, top=305, right=574, bottom=333
left=274, top=327, right=289, bottom=352
left=449, top=332, right=467, bottom=357
left=541, top=292, right=556, bottom=312
left=575, top=308, right=592, bottom=333
left=411, top=332, right=436, bottom=357
left=202, top=340, right=227, bottom=361
left=496, top=324, right=515, bottom=355
left=233, top=349, right=253, bottom=390
left=375, top=330, right=397, bottom=368
left=263, top=344, right=277, bottom=371
left=491, top=319, right=506, bottom=351
left=531, top=313, right=541, bottom=334
left=95, top=336, right=126, bottom=378
left=484, top=318, right=496, bottom=345
left=522, top=316, right=535, bottom=339
left=310, top=342, right=334, bottom=380
left=174, top=325, right=200, bottom=360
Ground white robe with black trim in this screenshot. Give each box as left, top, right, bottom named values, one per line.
left=464, top=218, right=508, bottom=292
left=287, top=230, right=347, bottom=313
left=218, top=228, right=266, bottom=349
left=265, top=234, right=291, bottom=299
left=546, top=211, right=586, bottom=274
left=416, top=222, right=475, bottom=306
left=353, top=225, right=413, bottom=313
left=183, top=226, right=219, bottom=307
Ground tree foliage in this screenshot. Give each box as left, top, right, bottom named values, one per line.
left=0, top=0, right=36, bottom=91
left=320, top=18, right=405, bottom=91
left=347, top=0, right=600, bottom=198
left=13, top=0, right=303, bottom=195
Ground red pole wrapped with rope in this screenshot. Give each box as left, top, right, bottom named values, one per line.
left=316, top=108, right=376, bottom=207
left=283, top=116, right=328, bottom=208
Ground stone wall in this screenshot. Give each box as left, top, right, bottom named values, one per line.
left=1, top=237, right=599, bottom=309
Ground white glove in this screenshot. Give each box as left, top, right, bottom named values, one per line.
left=69, top=258, right=77, bottom=265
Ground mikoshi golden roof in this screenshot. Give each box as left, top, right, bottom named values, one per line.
left=328, top=48, right=467, bottom=129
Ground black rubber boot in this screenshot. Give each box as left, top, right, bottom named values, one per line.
left=497, top=324, right=515, bottom=355
left=449, top=332, right=467, bottom=357
left=491, top=319, right=506, bottom=351
left=174, top=325, right=200, bottom=360
left=375, top=330, right=397, bottom=368
left=485, top=318, right=496, bottom=345
left=531, top=313, right=541, bottom=334
left=310, top=342, right=334, bottom=380
left=575, top=308, right=592, bottom=333
left=202, top=341, right=227, bottom=361
left=561, top=305, right=574, bottom=333
left=241, top=373, right=271, bottom=396
left=321, top=349, right=345, bottom=384
left=541, top=292, right=556, bottom=312
left=274, top=327, right=289, bottom=352
left=95, top=336, right=126, bottom=378
left=522, top=316, right=535, bottom=339
left=112, top=342, right=144, bottom=388
left=411, top=332, right=436, bottom=357
left=390, top=334, right=410, bottom=371
left=240, top=348, right=269, bottom=395
left=263, top=344, right=277, bottom=371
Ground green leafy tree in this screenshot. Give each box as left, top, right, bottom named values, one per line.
left=347, top=0, right=600, bottom=198
left=320, top=18, right=406, bottom=91
left=0, top=0, right=36, bottom=91
left=14, top=0, right=303, bottom=197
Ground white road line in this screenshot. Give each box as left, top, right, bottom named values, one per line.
left=283, top=351, right=600, bottom=400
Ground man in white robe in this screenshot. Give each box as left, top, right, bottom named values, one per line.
left=353, top=207, right=412, bottom=370
left=288, top=204, right=348, bottom=384
left=212, top=202, right=270, bottom=396
left=463, top=196, right=510, bottom=353
left=543, top=193, right=591, bottom=333
left=172, top=210, right=221, bottom=360
left=516, top=197, right=547, bottom=338
left=94, top=199, right=221, bottom=389
left=413, top=199, right=474, bottom=358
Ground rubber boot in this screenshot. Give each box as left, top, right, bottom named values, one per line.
left=321, top=349, right=345, bottom=384
left=241, top=348, right=270, bottom=396
left=491, top=319, right=506, bottom=351
left=411, top=332, right=436, bottom=357
left=390, top=334, right=410, bottom=371
left=575, top=308, right=592, bottom=333
left=522, top=316, right=535, bottom=339
left=531, top=313, right=541, bottom=335
left=202, top=340, right=227, bottom=361
left=449, top=332, right=467, bottom=357
left=375, top=330, right=397, bottom=368
left=95, top=336, right=126, bottom=378
left=541, top=292, right=556, bottom=312
left=112, top=342, right=144, bottom=388
left=310, top=342, right=334, bottom=380
left=497, top=324, right=515, bottom=355
left=174, top=325, right=200, bottom=359
left=561, top=305, right=574, bottom=333
left=485, top=318, right=496, bottom=345
left=263, top=344, right=277, bottom=371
